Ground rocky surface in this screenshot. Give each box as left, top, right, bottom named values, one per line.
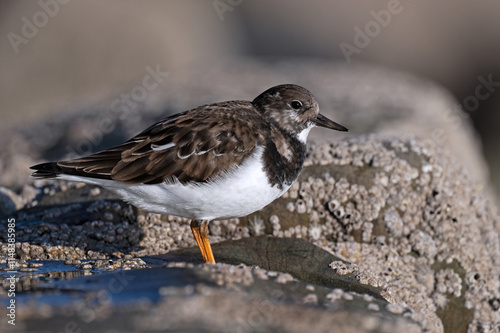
left=7, top=258, right=419, bottom=333
left=1, top=61, right=499, bottom=332
left=1, top=135, right=499, bottom=332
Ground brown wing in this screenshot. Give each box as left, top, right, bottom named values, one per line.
left=56, top=101, right=266, bottom=184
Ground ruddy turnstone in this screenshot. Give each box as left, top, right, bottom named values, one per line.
left=31, top=84, right=347, bottom=263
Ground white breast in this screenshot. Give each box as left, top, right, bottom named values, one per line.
left=59, top=146, right=290, bottom=220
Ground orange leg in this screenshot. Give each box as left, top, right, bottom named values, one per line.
left=190, top=220, right=215, bottom=263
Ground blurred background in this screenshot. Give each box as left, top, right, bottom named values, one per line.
left=0, top=0, right=499, bottom=199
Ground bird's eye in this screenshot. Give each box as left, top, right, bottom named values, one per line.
left=291, top=100, right=302, bottom=109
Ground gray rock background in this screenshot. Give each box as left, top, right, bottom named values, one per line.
left=0, top=60, right=490, bottom=191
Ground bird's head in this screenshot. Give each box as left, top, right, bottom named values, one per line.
left=252, top=84, right=348, bottom=141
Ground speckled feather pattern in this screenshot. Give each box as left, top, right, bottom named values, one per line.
left=58, top=102, right=266, bottom=185
left=31, top=84, right=347, bottom=220
left=38, top=84, right=323, bottom=188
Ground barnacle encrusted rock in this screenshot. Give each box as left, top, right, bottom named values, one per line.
left=1, top=135, right=499, bottom=333
left=238, top=135, right=499, bottom=333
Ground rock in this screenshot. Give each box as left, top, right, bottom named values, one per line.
left=147, top=236, right=384, bottom=300
left=239, top=136, right=500, bottom=333
left=2, top=135, right=499, bottom=332
left=0, top=59, right=498, bottom=332
left=22, top=262, right=420, bottom=333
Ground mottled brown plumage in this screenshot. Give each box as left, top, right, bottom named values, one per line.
left=35, top=84, right=347, bottom=188
left=57, top=102, right=267, bottom=184
left=30, top=84, right=348, bottom=264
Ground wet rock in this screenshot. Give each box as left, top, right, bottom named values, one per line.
left=20, top=262, right=420, bottom=333
left=74, top=258, right=147, bottom=271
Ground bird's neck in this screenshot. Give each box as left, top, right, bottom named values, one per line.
left=261, top=125, right=308, bottom=190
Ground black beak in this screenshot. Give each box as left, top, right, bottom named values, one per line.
left=312, top=113, right=348, bottom=131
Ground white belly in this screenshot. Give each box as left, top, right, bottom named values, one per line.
left=60, top=146, right=290, bottom=220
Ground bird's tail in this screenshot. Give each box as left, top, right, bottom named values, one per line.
left=30, top=162, right=64, bottom=179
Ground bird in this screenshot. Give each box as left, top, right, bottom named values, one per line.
left=31, top=84, right=348, bottom=263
